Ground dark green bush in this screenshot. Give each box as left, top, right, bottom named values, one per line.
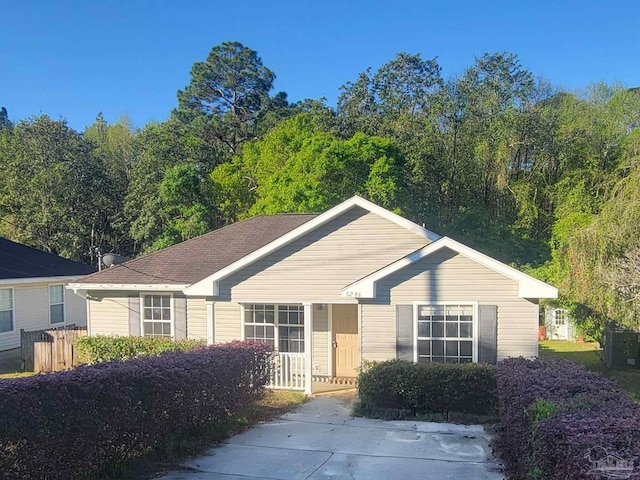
left=357, top=360, right=497, bottom=417
left=74, top=335, right=205, bottom=363
left=0, top=341, right=272, bottom=480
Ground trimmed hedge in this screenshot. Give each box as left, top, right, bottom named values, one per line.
left=74, top=335, right=205, bottom=363
left=495, top=357, right=640, bottom=479
left=0, top=341, right=272, bottom=480
left=358, top=360, right=498, bottom=417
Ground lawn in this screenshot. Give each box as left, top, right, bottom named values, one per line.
left=0, top=371, right=35, bottom=379
left=539, top=340, right=640, bottom=401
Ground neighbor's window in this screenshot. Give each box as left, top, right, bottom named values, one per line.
left=244, top=304, right=304, bottom=353
left=142, top=294, right=172, bottom=337
left=554, top=309, right=566, bottom=325
left=417, top=304, right=474, bottom=363
left=0, top=288, right=13, bottom=333
left=49, top=285, right=65, bottom=324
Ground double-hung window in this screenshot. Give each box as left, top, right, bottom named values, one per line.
left=278, top=305, right=304, bottom=353
left=49, top=285, right=65, bottom=325
left=142, top=294, right=172, bottom=338
left=0, top=288, right=13, bottom=333
left=416, top=304, right=474, bottom=363
left=244, top=304, right=304, bottom=353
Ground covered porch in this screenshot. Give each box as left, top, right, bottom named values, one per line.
left=264, top=303, right=360, bottom=394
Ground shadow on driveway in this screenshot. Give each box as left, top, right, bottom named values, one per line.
left=157, top=392, right=503, bottom=480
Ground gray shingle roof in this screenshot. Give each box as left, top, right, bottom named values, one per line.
left=0, top=237, right=96, bottom=279
left=80, top=214, right=317, bottom=285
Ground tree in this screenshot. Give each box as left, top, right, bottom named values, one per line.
left=125, top=118, right=221, bottom=252
left=211, top=113, right=407, bottom=218
left=150, top=163, right=215, bottom=251
left=0, top=115, right=113, bottom=262
left=177, top=41, right=280, bottom=155
left=0, top=107, right=10, bottom=130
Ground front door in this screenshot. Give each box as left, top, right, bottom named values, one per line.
left=333, top=304, right=359, bottom=377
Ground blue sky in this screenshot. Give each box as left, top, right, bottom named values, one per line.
left=2, top=0, right=638, bottom=131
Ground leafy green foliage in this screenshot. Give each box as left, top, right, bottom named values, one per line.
left=211, top=113, right=407, bottom=219
left=357, top=360, right=497, bottom=419
left=74, top=335, right=205, bottom=364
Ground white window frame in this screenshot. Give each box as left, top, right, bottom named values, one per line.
left=139, top=293, right=174, bottom=339
left=0, top=287, right=14, bottom=335
left=48, top=284, right=66, bottom=326
left=241, top=303, right=305, bottom=353
left=413, top=301, right=479, bottom=363
left=554, top=308, right=567, bottom=325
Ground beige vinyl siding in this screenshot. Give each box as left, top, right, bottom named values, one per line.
left=361, top=247, right=539, bottom=361
left=87, top=291, right=131, bottom=337
left=312, top=304, right=329, bottom=376
left=65, top=288, right=87, bottom=326
left=214, top=302, right=241, bottom=343
left=0, top=282, right=87, bottom=351
left=359, top=303, right=396, bottom=362
left=220, top=207, right=429, bottom=303
left=186, top=297, right=208, bottom=341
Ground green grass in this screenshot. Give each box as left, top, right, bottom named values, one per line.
left=539, top=340, right=640, bottom=402
left=0, top=371, right=36, bottom=379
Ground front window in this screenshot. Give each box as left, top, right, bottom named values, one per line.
left=244, top=304, right=304, bottom=353
left=417, top=304, right=474, bottom=363
left=244, top=304, right=275, bottom=348
left=554, top=309, right=566, bottom=325
left=49, top=285, right=65, bottom=324
left=142, top=294, right=172, bottom=337
left=278, top=305, right=304, bottom=353
left=0, top=288, right=13, bottom=333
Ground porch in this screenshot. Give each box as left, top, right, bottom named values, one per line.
left=264, top=303, right=360, bottom=394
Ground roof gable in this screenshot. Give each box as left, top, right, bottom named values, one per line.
left=185, top=196, right=440, bottom=296
left=342, top=236, right=558, bottom=299
left=0, top=237, right=95, bottom=280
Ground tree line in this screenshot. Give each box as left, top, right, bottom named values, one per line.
left=1, top=41, right=640, bottom=339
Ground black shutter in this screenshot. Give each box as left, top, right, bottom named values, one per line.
left=174, top=296, right=187, bottom=339
left=478, top=305, right=497, bottom=364
left=128, top=296, right=141, bottom=336
left=396, top=304, right=414, bottom=361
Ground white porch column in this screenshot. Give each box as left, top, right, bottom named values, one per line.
left=206, top=300, right=214, bottom=345
left=303, top=302, right=313, bottom=395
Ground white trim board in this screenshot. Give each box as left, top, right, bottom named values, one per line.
left=184, top=196, right=441, bottom=296
left=67, top=283, right=189, bottom=293
left=1, top=275, right=87, bottom=286
left=342, top=236, right=558, bottom=299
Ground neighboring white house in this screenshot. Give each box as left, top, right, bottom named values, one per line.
left=69, top=196, right=558, bottom=393
left=545, top=307, right=576, bottom=341
left=0, top=237, right=95, bottom=351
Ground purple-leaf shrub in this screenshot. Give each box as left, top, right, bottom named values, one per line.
left=495, top=357, right=640, bottom=479
left=0, top=341, right=272, bottom=480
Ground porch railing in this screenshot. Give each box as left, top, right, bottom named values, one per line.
left=269, top=352, right=306, bottom=390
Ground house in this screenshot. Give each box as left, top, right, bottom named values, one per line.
left=0, top=237, right=95, bottom=352
left=68, top=196, right=557, bottom=393
left=545, top=307, right=576, bottom=341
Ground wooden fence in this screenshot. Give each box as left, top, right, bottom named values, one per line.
left=21, top=325, right=88, bottom=373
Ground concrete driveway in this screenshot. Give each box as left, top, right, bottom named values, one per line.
left=158, top=392, right=503, bottom=480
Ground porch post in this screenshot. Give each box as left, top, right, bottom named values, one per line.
left=205, top=300, right=214, bottom=345
left=303, top=302, right=313, bottom=395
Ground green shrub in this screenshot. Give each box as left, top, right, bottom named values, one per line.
left=357, top=360, right=497, bottom=418
left=74, top=335, right=205, bottom=364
